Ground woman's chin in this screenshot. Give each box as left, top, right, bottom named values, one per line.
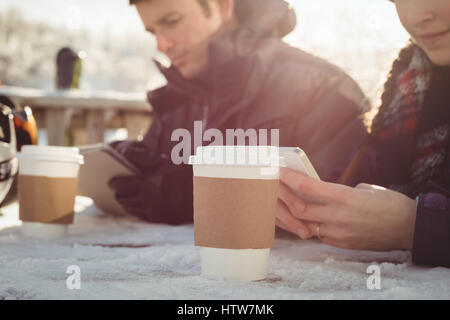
left=423, top=48, right=450, bottom=67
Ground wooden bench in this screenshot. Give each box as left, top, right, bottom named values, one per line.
left=0, top=85, right=153, bottom=146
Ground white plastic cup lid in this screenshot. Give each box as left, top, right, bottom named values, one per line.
left=18, top=145, right=84, bottom=164
left=189, top=145, right=281, bottom=167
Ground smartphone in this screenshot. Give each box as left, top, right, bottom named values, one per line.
left=279, top=147, right=323, bottom=204
left=279, top=147, right=320, bottom=180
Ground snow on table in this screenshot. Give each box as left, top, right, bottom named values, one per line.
left=0, top=196, right=449, bottom=300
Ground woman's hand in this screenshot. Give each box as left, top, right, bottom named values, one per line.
left=276, top=180, right=311, bottom=239
left=276, top=168, right=418, bottom=251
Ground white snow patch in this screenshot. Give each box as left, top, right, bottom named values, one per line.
left=0, top=197, right=449, bottom=300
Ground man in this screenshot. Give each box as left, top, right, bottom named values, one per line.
left=109, top=0, right=371, bottom=225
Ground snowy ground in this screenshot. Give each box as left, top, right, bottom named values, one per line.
left=0, top=196, right=449, bottom=300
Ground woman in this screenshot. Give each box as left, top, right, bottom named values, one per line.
left=276, top=0, right=450, bottom=267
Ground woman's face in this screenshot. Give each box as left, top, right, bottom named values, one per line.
left=394, top=0, right=450, bottom=66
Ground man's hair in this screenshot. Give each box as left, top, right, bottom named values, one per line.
left=129, top=0, right=212, bottom=16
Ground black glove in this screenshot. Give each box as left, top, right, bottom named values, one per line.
left=108, top=175, right=160, bottom=221
left=108, top=164, right=194, bottom=225
left=109, top=139, right=164, bottom=171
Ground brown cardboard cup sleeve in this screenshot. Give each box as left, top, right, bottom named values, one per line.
left=18, top=175, right=79, bottom=224
left=194, top=176, right=279, bottom=249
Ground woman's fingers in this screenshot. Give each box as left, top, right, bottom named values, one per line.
left=278, top=181, right=306, bottom=218
left=276, top=201, right=352, bottom=249
left=275, top=214, right=299, bottom=237
left=277, top=168, right=368, bottom=246
left=302, top=220, right=349, bottom=248
left=276, top=200, right=312, bottom=239
left=280, top=168, right=357, bottom=205
left=295, top=202, right=341, bottom=225
left=276, top=217, right=292, bottom=233
left=302, top=221, right=328, bottom=240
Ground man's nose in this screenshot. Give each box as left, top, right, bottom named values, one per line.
left=405, top=1, right=436, bottom=28
left=156, top=32, right=174, bottom=54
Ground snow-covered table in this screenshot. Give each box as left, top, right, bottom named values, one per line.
left=1, top=196, right=449, bottom=300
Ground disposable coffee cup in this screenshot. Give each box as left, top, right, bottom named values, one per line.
left=189, top=145, right=281, bottom=281
left=18, top=145, right=84, bottom=238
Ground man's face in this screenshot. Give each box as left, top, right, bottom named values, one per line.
left=395, top=0, right=450, bottom=66
left=136, top=0, right=226, bottom=78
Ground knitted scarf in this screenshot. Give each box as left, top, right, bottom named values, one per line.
left=370, top=43, right=450, bottom=197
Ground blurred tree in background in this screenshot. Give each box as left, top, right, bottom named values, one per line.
left=0, top=7, right=165, bottom=92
